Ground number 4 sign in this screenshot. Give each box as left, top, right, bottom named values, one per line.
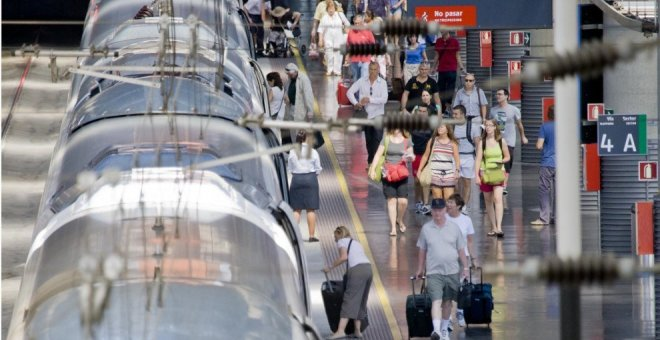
left=598, top=114, right=648, bottom=156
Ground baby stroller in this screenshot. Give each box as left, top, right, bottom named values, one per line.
left=267, top=7, right=306, bottom=57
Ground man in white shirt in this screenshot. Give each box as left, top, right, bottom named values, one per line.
left=489, top=88, right=528, bottom=194
left=347, top=62, right=388, bottom=168
left=445, top=193, right=476, bottom=328
left=243, top=0, right=266, bottom=56
left=451, top=105, right=480, bottom=213
left=452, top=73, right=488, bottom=122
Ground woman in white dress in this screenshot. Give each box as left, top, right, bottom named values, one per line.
left=318, top=1, right=350, bottom=76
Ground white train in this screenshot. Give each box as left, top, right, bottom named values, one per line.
left=8, top=0, right=320, bottom=339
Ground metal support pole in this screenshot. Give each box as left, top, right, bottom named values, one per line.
left=554, top=1, right=581, bottom=339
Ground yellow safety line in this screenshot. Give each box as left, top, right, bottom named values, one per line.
left=293, top=52, right=402, bottom=340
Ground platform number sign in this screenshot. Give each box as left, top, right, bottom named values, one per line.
left=597, top=114, right=647, bottom=156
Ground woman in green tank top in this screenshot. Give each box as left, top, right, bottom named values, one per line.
left=474, top=119, right=510, bottom=237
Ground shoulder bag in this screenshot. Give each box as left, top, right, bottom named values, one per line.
left=342, top=239, right=353, bottom=291
left=481, top=138, right=505, bottom=184
left=418, top=139, right=434, bottom=187
left=372, top=137, right=390, bottom=182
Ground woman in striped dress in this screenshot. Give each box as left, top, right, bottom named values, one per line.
left=419, top=123, right=460, bottom=200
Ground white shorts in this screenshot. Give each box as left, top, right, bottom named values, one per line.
left=459, top=154, right=475, bottom=179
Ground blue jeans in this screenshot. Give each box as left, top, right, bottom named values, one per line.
left=538, top=166, right=556, bottom=223
left=350, top=62, right=369, bottom=82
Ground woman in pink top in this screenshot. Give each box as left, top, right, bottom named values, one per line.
left=345, top=14, right=375, bottom=82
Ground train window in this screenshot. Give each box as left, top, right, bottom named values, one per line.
left=93, top=150, right=242, bottom=182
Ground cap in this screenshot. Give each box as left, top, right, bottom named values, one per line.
left=430, top=198, right=446, bottom=210
left=285, top=63, right=299, bottom=73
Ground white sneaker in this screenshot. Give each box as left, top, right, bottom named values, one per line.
left=420, top=205, right=431, bottom=215
left=415, top=201, right=423, bottom=210
left=457, top=311, right=466, bottom=327
left=440, top=329, right=450, bottom=340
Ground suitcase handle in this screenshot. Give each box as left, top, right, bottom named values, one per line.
left=324, top=271, right=334, bottom=293
left=469, top=267, right=484, bottom=290
left=409, top=276, right=426, bottom=299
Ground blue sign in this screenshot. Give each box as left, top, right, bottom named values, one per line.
left=597, top=114, right=648, bottom=156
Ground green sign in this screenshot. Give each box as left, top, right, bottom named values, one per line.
left=597, top=114, right=647, bottom=156
left=604, top=108, right=614, bottom=115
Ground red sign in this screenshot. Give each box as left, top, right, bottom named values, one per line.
left=638, top=161, right=658, bottom=181
left=508, top=60, right=522, bottom=101
left=587, top=103, right=604, bottom=122
left=415, top=6, right=478, bottom=27
left=479, top=31, right=492, bottom=67
left=542, top=97, right=554, bottom=122
left=509, top=31, right=525, bottom=46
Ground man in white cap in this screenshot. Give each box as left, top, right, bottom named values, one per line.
left=283, top=63, right=315, bottom=138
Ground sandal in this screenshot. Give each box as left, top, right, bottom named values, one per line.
left=487, top=231, right=497, bottom=237
left=397, top=222, right=407, bottom=233
left=496, top=231, right=504, bottom=238
left=389, top=231, right=397, bottom=237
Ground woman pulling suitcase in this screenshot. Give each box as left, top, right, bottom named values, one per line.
left=323, top=226, right=373, bottom=339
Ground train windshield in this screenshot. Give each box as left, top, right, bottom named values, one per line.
left=93, top=149, right=242, bottom=182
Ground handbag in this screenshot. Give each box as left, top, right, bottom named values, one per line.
left=482, top=163, right=505, bottom=184
left=371, top=137, right=390, bottom=182
left=481, top=138, right=505, bottom=184
left=313, top=130, right=325, bottom=149
left=384, top=160, right=409, bottom=182
left=418, top=163, right=432, bottom=187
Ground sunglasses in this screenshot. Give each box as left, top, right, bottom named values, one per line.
left=465, top=79, right=475, bottom=82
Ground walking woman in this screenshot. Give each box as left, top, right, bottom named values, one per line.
left=474, top=118, right=510, bottom=237
left=267, top=72, right=286, bottom=121
left=369, top=128, right=414, bottom=236
left=419, top=123, right=460, bottom=201
left=403, top=35, right=427, bottom=84
left=318, top=1, right=350, bottom=76
left=288, top=130, right=323, bottom=242
left=411, top=104, right=433, bottom=214
left=323, top=226, right=372, bottom=339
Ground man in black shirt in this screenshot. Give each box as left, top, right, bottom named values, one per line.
left=400, top=63, right=441, bottom=113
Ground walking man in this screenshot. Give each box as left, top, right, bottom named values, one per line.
left=400, top=62, right=441, bottom=113
left=452, top=73, right=488, bottom=122
left=284, top=63, right=315, bottom=139
left=416, top=198, right=469, bottom=340
left=451, top=105, right=480, bottom=213
left=489, top=88, right=528, bottom=193
left=531, top=105, right=555, bottom=226
left=434, top=31, right=464, bottom=113
left=347, top=62, right=388, bottom=168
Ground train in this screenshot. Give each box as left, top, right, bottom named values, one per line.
left=7, top=0, right=320, bottom=339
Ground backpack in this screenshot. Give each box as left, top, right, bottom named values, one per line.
left=466, top=116, right=475, bottom=147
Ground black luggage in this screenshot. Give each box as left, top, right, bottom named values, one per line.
left=457, top=267, right=494, bottom=326
left=321, top=273, right=368, bottom=334
left=405, top=276, right=433, bottom=338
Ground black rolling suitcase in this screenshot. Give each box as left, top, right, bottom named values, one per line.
left=406, top=276, right=433, bottom=338
left=321, top=273, right=368, bottom=334
left=457, top=267, right=494, bottom=327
